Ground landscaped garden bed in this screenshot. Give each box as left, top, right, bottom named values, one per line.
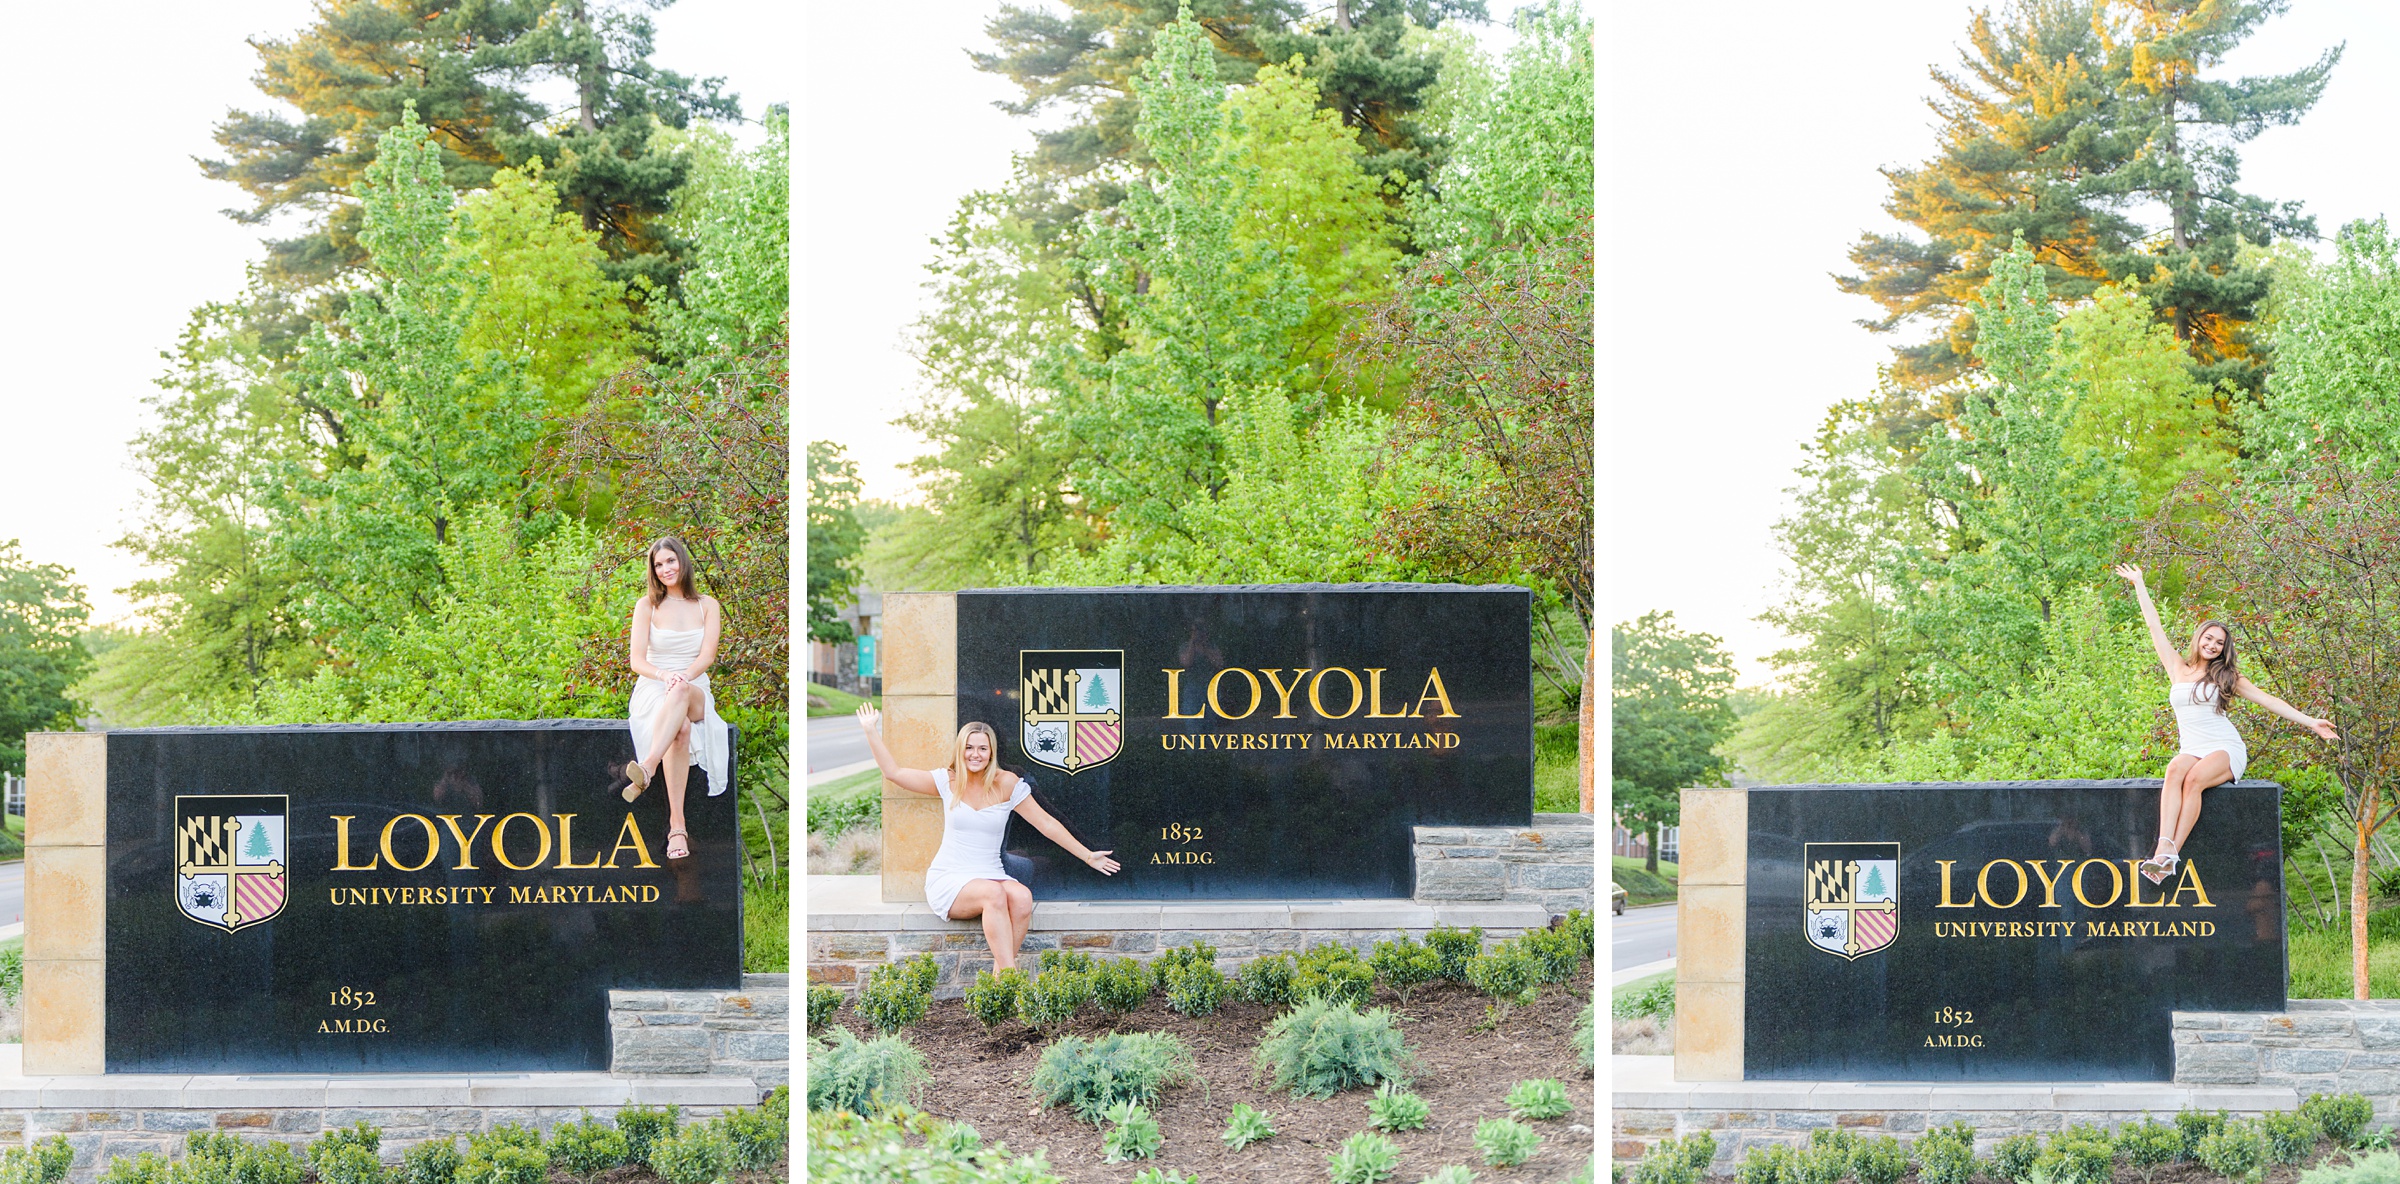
left=810, top=922, right=1598, bottom=1182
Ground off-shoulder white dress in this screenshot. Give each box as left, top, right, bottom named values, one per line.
left=628, top=625, right=732, bottom=796
left=923, top=769, right=1032, bottom=919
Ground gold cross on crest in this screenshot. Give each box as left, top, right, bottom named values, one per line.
left=1022, top=668, right=1121, bottom=772
left=178, top=815, right=285, bottom=931
left=1808, top=858, right=1895, bottom=959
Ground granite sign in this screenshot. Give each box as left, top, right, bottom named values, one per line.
left=105, top=721, right=743, bottom=1073
left=955, top=584, right=1535, bottom=901
left=1744, top=781, right=2287, bottom=1082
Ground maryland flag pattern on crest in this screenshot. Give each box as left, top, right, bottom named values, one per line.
left=174, top=795, right=289, bottom=933
left=1804, top=841, right=1899, bottom=962
left=1019, top=649, right=1124, bottom=776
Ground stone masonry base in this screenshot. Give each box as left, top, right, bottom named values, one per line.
left=608, top=974, right=788, bottom=1086
left=1411, top=814, right=1596, bottom=916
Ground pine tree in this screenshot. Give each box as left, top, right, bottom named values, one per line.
left=246, top=821, right=272, bottom=860
left=1863, top=865, right=1886, bottom=898
left=1084, top=672, right=1110, bottom=709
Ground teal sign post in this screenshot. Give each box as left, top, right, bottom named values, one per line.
left=857, top=634, right=878, bottom=678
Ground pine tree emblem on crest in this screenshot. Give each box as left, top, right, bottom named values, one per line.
left=1018, top=649, right=1125, bottom=776
left=1804, top=842, right=1900, bottom=961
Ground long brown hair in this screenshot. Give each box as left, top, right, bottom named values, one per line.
left=947, top=722, right=1004, bottom=809
left=2184, top=619, right=2238, bottom=714
left=645, top=537, right=699, bottom=607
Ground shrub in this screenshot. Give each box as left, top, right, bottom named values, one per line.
left=647, top=1124, right=735, bottom=1184
left=1614, top=976, right=1676, bottom=1021
left=2263, top=1109, right=2320, bottom=1165
left=313, top=1121, right=382, bottom=1159
left=719, top=1105, right=783, bottom=1172
left=1257, top=997, right=1417, bottom=1100
left=1224, top=1103, right=1276, bottom=1150
left=1519, top=925, right=1581, bottom=984
left=1099, top=1102, right=1163, bottom=1163
left=1426, top=925, right=1484, bottom=981
left=1475, top=1117, right=1541, bottom=1168
left=2116, top=1116, right=2184, bottom=1182
left=1368, top=1082, right=1432, bottom=1132
left=1992, top=1133, right=2042, bottom=1183
left=615, top=1103, right=680, bottom=1166
left=1793, top=1144, right=1849, bottom=1184
left=1154, top=940, right=1218, bottom=979
left=543, top=1113, right=629, bottom=1182
left=1092, top=957, right=1156, bottom=1012
left=2176, top=1109, right=2228, bottom=1160
left=1574, top=1002, right=1596, bottom=1073
left=1419, top=1168, right=1480, bottom=1184
left=1039, top=948, right=1096, bottom=975
left=1028, top=1031, right=1197, bottom=1123
left=95, top=1155, right=167, bottom=1184
left=1632, top=1133, right=1713, bottom=1184
left=1737, top=1145, right=1797, bottom=1184
left=2307, top=1094, right=2377, bottom=1149
left=1371, top=936, right=1442, bottom=1000
left=402, top=1137, right=465, bottom=1184
left=1466, top=941, right=1541, bottom=1007
left=1510, top=1078, right=1572, bottom=1121
left=2198, top=1120, right=2269, bottom=1184
left=1854, top=1136, right=1910, bottom=1184
left=965, top=967, right=1030, bottom=1028
left=1330, top=1131, right=1403, bottom=1184
left=856, top=954, right=937, bottom=1033
left=1295, top=946, right=1377, bottom=1009
left=2299, top=1150, right=2400, bottom=1184
left=1132, top=1170, right=1198, bottom=1184
left=2038, top=1129, right=2116, bottom=1184
left=467, top=1124, right=543, bottom=1159
left=1164, top=960, right=1232, bottom=1018
left=807, top=1027, right=930, bottom=1115
left=929, top=1120, right=983, bottom=1157
left=1915, top=1125, right=1977, bottom=1184
left=458, top=1143, right=548, bottom=1184
left=1562, top=908, right=1596, bottom=959
left=1239, top=952, right=1300, bottom=1007
left=1018, top=967, right=1094, bottom=1030
left=806, top=983, right=843, bottom=1033
left=807, top=1108, right=1066, bottom=1184
left=313, top=1146, right=386, bottom=1184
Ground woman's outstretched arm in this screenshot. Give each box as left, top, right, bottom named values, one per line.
left=1013, top=796, right=1121, bottom=874
left=2233, top=677, right=2340, bottom=740
left=854, top=704, right=938, bottom=795
left=2114, top=565, right=2181, bottom=675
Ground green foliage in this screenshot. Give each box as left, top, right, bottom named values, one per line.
left=1295, top=944, right=1376, bottom=1008
left=2261, top=1109, right=2320, bottom=1166
left=1224, top=1103, right=1277, bottom=1151
left=2177, top=1109, right=2229, bottom=1160
left=2248, top=219, right=2400, bottom=476
left=1473, top=1117, right=1540, bottom=1168
left=1092, top=957, right=1156, bottom=1012
left=2307, top=1094, right=2377, bottom=1148
left=171, top=1135, right=303, bottom=1184
left=2037, top=1128, right=2117, bottom=1184
left=1239, top=952, right=1300, bottom=1008
left=1612, top=612, right=1736, bottom=859
left=2301, top=1150, right=2400, bottom=1184
left=806, top=1107, right=1065, bottom=1183
left=1163, top=959, right=1232, bottom=1018
left=1519, top=926, right=1582, bottom=985
left=806, top=984, right=844, bottom=1033
left=1632, top=1133, right=1715, bottom=1184
left=1099, top=1102, right=1164, bottom=1164
left=401, top=1138, right=463, bottom=1184
left=856, top=954, right=937, bottom=1033
left=0, top=542, right=91, bottom=771
left=1791, top=1144, right=1848, bottom=1184
left=1574, top=1002, right=1597, bottom=1072
left=0, top=947, right=22, bottom=1008
left=650, top=112, right=791, bottom=360
left=1853, top=1136, right=1910, bottom=1184
left=1131, top=1169, right=1198, bottom=1184
left=95, top=1155, right=167, bottom=1184
left=1256, top=997, right=1416, bottom=1100
left=1418, top=1169, right=1479, bottom=1184
left=452, top=160, right=639, bottom=410
left=1915, top=1124, right=1978, bottom=1184
left=1466, top=940, right=1541, bottom=1007
left=1038, top=948, right=1097, bottom=976
left=546, top=1113, right=628, bottom=1181
left=1562, top=910, right=1597, bottom=960
left=967, top=967, right=1031, bottom=1028
left=2116, top=1116, right=2185, bottom=1181
left=806, top=441, right=866, bottom=644
left=1027, top=1031, right=1197, bottom=1124
left=1737, top=1145, right=1796, bottom=1184
left=310, top=1146, right=385, bottom=1184
left=1329, top=1131, right=1403, bottom=1184
left=646, top=1123, right=735, bottom=1184
left=1368, top=1082, right=1432, bottom=1132
left=614, top=1104, right=679, bottom=1168
left=1019, top=967, right=1094, bottom=1030
left=1412, top=1, right=1593, bottom=252
left=2198, top=1119, right=2269, bottom=1183
left=1425, top=925, right=1484, bottom=982
left=1508, top=1078, right=1572, bottom=1122
left=1614, top=976, right=1676, bottom=1021
left=806, top=1027, right=929, bottom=1116
left=1154, top=941, right=1218, bottom=980
left=1993, top=1133, right=2043, bottom=1182
left=1370, top=936, right=1441, bottom=1001
left=457, top=1140, right=548, bottom=1184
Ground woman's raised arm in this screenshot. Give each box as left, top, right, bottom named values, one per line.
left=854, top=704, right=938, bottom=795
left=1014, top=795, right=1120, bottom=875
left=2114, top=565, right=2182, bottom=675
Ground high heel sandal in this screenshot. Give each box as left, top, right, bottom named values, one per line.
left=624, top=761, right=649, bottom=802
left=667, top=827, right=690, bottom=860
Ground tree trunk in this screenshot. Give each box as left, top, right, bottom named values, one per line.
left=2355, top=790, right=2376, bottom=1000
left=1578, top=635, right=1595, bottom=815
left=1646, top=823, right=1659, bottom=876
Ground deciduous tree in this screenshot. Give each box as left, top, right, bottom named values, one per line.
left=0, top=543, right=91, bottom=772
left=1613, top=613, right=1736, bottom=875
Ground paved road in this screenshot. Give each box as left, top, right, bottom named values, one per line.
left=807, top=714, right=871, bottom=774
left=1612, top=901, right=1677, bottom=971
left=0, top=859, right=22, bottom=928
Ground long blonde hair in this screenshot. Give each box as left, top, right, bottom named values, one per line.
left=2184, top=619, right=2239, bottom=715
left=947, top=722, right=1004, bottom=809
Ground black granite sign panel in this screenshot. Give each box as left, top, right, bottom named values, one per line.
left=956, top=584, right=1534, bottom=900
left=105, top=721, right=742, bottom=1074
left=1745, top=781, right=2286, bottom=1082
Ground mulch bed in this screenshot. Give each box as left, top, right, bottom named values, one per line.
left=901, top=969, right=1597, bottom=1182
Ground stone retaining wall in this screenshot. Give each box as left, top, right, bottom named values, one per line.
left=608, top=974, right=789, bottom=1087
left=1411, top=813, right=1595, bottom=915
left=2172, top=1000, right=2400, bottom=1120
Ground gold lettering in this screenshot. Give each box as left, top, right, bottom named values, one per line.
left=378, top=814, right=440, bottom=873
left=509, top=886, right=532, bottom=904
left=2072, top=859, right=2124, bottom=909
left=1365, top=669, right=1412, bottom=718
left=2027, top=859, right=2070, bottom=908
left=491, top=813, right=553, bottom=871
left=2170, top=860, right=2216, bottom=908
left=1310, top=667, right=1363, bottom=719
left=2125, top=860, right=2170, bottom=907
left=1977, top=860, right=2030, bottom=909
left=1257, top=668, right=1312, bottom=719
left=1413, top=667, right=1462, bottom=718
left=1162, top=669, right=1205, bottom=719
left=329, top=816, right=381, bottom=871
left=1207, top=668, right=1263, bottom=720
left=605, top=814, right=661, bottom=869
left=435, top=814, right=496, bottom=870
left=553, top=815, right=604, bottom=870
left=1936, top=860, right=1974, bottom=907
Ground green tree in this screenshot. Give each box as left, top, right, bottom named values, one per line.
left=1084, top=672, right=1111, bottom=708
left=1863, top=865, right=1886, bottom=897
left=453, top=160, right=641, bottom=411
left=1612, top=612, right=1736, bottom=875
left=1839, top=0, right=2335, bottom=394
left=806, top=442, right=866, bottom=644
left=651, top=109, right=792, bottom=360
left=246, top=821, right=272, bottom=860
left=1409, top=0, right=1593, bottom=253
left=0, top=544, right=90, bottom=771
left=2242, top=219, right=2400, bottom=476
left=2055, top=284, right=2235, bottom=511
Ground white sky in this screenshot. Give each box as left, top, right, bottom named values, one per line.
left=1610, top=1, right=2400, bottom=684
left=0, top=1, right=789, bottom=626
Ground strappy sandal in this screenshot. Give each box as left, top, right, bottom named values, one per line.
left=623, top=761, right=649, bottom=802
left=667, top=827, right=690, bottom=860
left=2138, top=851, right=2177, bottom=885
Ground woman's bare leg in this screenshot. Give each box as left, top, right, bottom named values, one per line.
left=2156, top=755, right=2197, bottom=859
left=639, top=688, right=690, bottom=776
left=663, top=726, right=690, bottom=853
left=948, top=880, right=1018, bottom=970
left=1002, top=880, right=1035, bottom=956
left=2168, top=750, right=2236, bottom=852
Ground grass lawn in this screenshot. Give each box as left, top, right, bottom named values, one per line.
left=1613, top=969, right=1672, bottom=1004
left=1612, top=855, right=1678, bottom=906
left=805, top=682, right=876, bottom=717
left=1533, top=723, right=1586, bottom=813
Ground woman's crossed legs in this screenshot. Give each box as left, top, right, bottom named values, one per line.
left=2150, top=750, right=2237, bottom=881
left=948, top=878, right=1034, bottom=971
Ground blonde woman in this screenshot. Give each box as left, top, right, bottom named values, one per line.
left=854, top=704, right=1120, bottom=970
left=626, top=537, right=731, bottom=861
left=2117, top=564, right=2336, bottom=884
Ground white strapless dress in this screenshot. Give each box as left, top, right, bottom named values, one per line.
left=2171, top=680, right=2247, bottom=781
left=629, top=626, right=731, bottom=796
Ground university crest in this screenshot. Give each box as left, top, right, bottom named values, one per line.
left=174, top=795, right=289, bottom=933
left=1019, top=649, right=1124, bottom=776
left=1804, top=841, right=1899, bottom=961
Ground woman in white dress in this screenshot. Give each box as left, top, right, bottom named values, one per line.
left=853, top=704, right=1120, bottom=970
left=625, top=537, right=731, bottom=861
left=2117, top=565, right=2336, bottom=884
